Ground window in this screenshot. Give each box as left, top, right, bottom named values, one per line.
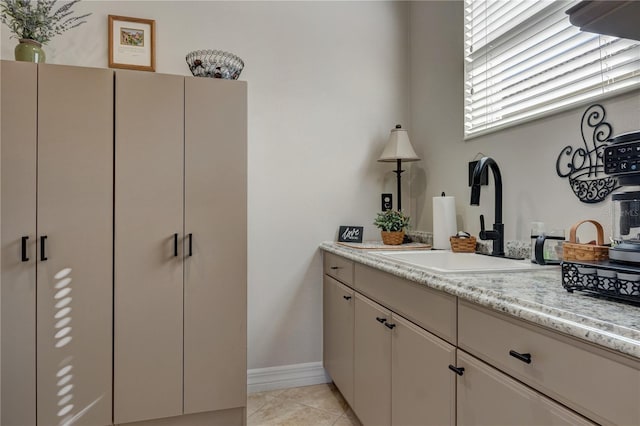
left=464, top=0, right=640, bottom=138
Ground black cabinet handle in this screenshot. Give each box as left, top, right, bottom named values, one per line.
left=173, top=233, right=179, bottom=257
left=188, top=233, right=193, bottom=257
left=40, top=235, right=48, bottom=261
left=21, top=236, right=29, bottom=262
left=375, top=317, right=387, bottom=324
left=448, top=365, right=464, bottom=376
left=384, top=322, right=396, bottom=330
left=330, top=266, right=341, bottom=270
left=509, top=350, right=532, bottom=364
left=343, top=295, right=352, bottom=301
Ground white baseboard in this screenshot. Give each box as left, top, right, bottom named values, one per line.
left=247, top=362, right=331, bottom=393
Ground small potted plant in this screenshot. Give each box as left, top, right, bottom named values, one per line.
left=0, top=0, right=91, bottom=63
left=374, top=210, right=410, bottom=245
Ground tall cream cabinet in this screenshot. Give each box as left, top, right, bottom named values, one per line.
left=1, top=62, right=247, bottom=426
left=183, top=74, right=247, bottom=416
left=1, top=61, right=114, bottom=425
left=114, top=70, right=247, bottom=424
left=113, top=71, right=185, bottom=424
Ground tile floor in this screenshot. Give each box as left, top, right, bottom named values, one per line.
left=247, top=383, right=362, bottom=426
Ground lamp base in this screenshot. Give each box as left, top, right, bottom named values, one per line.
left=394, top=159, right=405, bottom=211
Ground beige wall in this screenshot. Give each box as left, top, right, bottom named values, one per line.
left=408, top=1, right=640, bottom=243
left=6, top=0, right=636, bottom=379
left=0, top=56, right=2, bottom=422
left=2, top=1, right=409, bottom=370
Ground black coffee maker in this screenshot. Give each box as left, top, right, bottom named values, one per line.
left=604, top=130, right=640, bottom=264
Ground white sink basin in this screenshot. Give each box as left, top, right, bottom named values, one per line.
left=372, top=250, right=550, bottom=274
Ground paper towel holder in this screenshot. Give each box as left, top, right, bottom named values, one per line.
left=432, top=192, right=458, bottom=250
left=378, top=124, right=420, bottom=211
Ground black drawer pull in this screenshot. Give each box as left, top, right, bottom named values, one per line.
left=448, top=365, right=464, bottom=376
left=40, top=235, right=48, bottom=261
left=21, top=236, right=29, bottom=262
left=375, top=317, right=387, bottom=323
left=509, top=350, right=532, bottom=364
left=188, top=233, right=193, bottom=257
left=384, top=322, right=396, bottom=330
left=343, top=295, right=352, bottom=301
left=330, top=266, right=341, bottom=270
left=173, top=233, right=179, bottom=257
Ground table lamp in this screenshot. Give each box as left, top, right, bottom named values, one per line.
left=378, top=124, right=420, bottom=211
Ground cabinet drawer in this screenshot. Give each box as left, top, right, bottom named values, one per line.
left=458, top=300, right=640, bottom=425
left=354, top=263, right=456, bottom=344
left=456, top=351, right=594, bottom=426
left=323, top=252, right=354, bottom=286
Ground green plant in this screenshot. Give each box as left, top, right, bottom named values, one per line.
left=373, top=210, right=410, bottom=232
left=0, top=0, right=90, bottom=44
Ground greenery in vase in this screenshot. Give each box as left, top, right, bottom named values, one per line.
left=373, top=210, right=410, bottom=232
left=0, top=0, right=90, bottom=44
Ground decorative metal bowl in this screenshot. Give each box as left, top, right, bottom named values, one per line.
left=185, top=50, right=244, bottom=80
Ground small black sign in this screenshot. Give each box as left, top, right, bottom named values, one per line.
left=338, top=226, right=363, bottom=243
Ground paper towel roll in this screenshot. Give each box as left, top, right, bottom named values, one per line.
left=433, top=196, right=457, bottom=250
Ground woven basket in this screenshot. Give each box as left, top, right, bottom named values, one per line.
left=450, top=236, right=477, bottom=253
left=381, top=231, right=405, bottom=245
left=562, top=219, right=609, bottom=261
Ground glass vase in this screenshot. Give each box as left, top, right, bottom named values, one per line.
left=15, top=39, right=46, bottom=63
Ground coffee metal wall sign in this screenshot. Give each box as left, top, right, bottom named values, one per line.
left=556, top=104, right=619, bottom=203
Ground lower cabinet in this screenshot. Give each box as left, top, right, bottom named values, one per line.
left=392, top=314, right=456, bottom=426
left=323, top=276, right=355, bottom=407
left=352, top=293, right=456, bottom=426
left=455, top=351, right=593, bottom=425
left=457, top=300, right=640, bottom=425
left=322, top=251, right=639, bottom=426
left=354, top=294, right=392, bottom=426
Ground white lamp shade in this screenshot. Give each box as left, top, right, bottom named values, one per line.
left=378, top=125, right=420, bottom=162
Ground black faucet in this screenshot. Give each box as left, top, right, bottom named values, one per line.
left=470, top=157, right=505, bottom=257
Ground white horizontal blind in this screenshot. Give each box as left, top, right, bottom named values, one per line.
left=464, top=0, right=640, bottom=138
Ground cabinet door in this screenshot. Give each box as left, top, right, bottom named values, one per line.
left=456, top=351, right=594, bottom=426
left=1, top=60, right=38, bottom=426
left=183, top=77, right=247, bottom=414
left=37, top=64, right=114, bottom=426
left=114, top=70, right=185, bottom=424
left=392, top=314, right=456, bottom=426
left=323, top=276, right=354, bottom=407
left=354, top=293, right=391, bottom=426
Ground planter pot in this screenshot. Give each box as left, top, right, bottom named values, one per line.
left=15, top=39, right=46, bottom=63
left=381, top=230, right=405, bottom=245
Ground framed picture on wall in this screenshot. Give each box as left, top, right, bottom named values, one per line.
left=108, top=15, right=156, bottom=72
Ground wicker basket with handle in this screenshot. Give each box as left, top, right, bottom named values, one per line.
left=450, top=236, right=477, bottom=253
left=563, top=219, right=609, bottom=261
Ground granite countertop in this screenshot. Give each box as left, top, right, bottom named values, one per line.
left=320, top=242, right=640, bottom=361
